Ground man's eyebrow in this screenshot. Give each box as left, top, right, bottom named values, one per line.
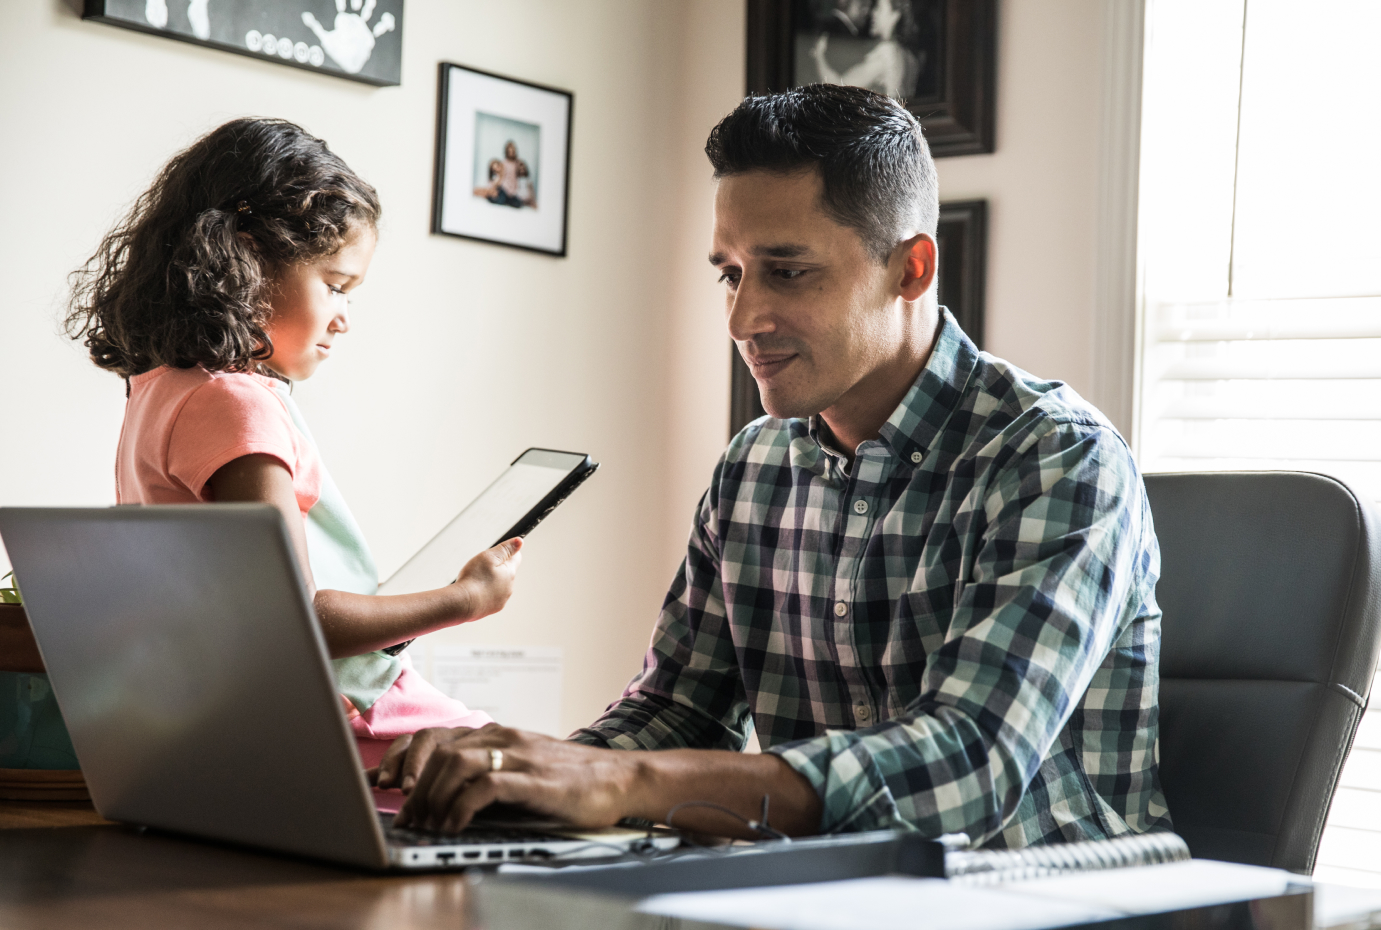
left=707, top=244, right=814, bottom=265
left=754, top=243, right=811, bottom=258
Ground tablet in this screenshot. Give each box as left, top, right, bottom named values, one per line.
left=377, top=448, right=598, bottom=598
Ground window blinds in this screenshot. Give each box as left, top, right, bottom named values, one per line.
left=1138, top=0, right=1381, bottom=887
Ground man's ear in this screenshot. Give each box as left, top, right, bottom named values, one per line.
left=897, top=233, right=937, bottom=303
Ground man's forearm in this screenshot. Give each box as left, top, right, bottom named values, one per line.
left=625, top=748, right=823, bottom=838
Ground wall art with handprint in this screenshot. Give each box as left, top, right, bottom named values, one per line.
left=85, top=0, right=404, bottom=87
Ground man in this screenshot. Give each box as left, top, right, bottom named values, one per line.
left=374, top=84, right=1170, bottom=848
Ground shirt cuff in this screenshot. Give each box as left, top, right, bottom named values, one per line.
left=767, top=730, right=910, bottom=834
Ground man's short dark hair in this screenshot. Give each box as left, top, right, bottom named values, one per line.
left=705, top=84, right=938, bottom=262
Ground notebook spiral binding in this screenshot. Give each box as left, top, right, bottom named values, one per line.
left=945, top=831, right=1192, bottom=884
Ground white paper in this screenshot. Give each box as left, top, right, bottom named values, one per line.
left=428, top=645, right=563, bottom=736
left=636, top=877, right=1121, bottom=930
left=1002, top=860, right=1302, bottom=914
left=1313, top=883, right=1381, bottom=930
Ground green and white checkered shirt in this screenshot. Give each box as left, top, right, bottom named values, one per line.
left=574, top=311, right=1171, bottom=847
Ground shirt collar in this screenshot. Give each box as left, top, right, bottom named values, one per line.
left=806, top=307, right=979, bottom=465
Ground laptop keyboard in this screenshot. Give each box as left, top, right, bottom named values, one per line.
left=380, top=814, right=571, bottom=847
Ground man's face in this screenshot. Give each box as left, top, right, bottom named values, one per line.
left=710, top=168, right=903, bottom=421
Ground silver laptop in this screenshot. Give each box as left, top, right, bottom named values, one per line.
left=0, top=505, right=678, bottom=870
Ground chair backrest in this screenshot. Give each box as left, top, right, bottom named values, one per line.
left=1145, top=472, right=1381, bottom=872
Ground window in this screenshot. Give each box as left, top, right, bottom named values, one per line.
left=1137, top=0, right=1381, bottom=886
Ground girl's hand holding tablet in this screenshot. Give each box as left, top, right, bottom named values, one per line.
left=450, top=536, right=524, bottom=623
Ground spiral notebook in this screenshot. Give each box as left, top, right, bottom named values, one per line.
left=944, top=831, right=1191, bottom=883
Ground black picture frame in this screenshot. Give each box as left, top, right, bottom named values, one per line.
left=431, top=63, right=574, bottom=258
left=745, top=0, right=997, bottom=158
left=935, top=198, right=987, bottom=351
left=728, top=198, right=988, bottom=437
left=82, top=0, right=404, bottom=87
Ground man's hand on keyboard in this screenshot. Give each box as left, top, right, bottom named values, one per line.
left=371, top=722, right=822, bottom=839
left=374, top=724, right=638, bottom=835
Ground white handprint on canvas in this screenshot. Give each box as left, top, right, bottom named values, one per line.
left=145, top=0, right=210, bottom=40
left=187, top=0, right=209, bottom=39
left=302, top=0, right=396, bottom=75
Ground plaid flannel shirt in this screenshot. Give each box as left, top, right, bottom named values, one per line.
left=574, top=311, right=1171, bottom=847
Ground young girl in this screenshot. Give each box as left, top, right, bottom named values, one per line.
left=64, top=117, right=517, bottom=770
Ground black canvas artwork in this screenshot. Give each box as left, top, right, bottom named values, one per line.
left=83, top=0, right=404, bottom=87
left=748, top=0, right=996, bottom=157
left=792, top=0, right=944, bottom=106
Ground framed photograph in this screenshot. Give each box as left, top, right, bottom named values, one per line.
left=431, top=63, right=573, bottom=257
left=82, top=0, right=403, bottom=87
left=728, top=199, right=988, bottom=436
left=745, top=0, right=996, bottom=157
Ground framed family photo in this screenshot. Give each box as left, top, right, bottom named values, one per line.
left=83, top=0, right=404, bottom=86
left=432, top=63, right=574, bottom=257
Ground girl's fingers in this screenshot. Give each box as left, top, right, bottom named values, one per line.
left=488, top=537, right=523, bottom=565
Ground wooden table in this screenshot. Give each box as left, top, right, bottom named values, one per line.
left=0, top=799, right=474, bottom=928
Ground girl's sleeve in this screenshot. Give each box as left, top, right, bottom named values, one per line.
left=166, top=378, right=300, bottom=501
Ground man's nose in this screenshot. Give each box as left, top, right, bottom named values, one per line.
left=725, top=274, right=773, bottom=343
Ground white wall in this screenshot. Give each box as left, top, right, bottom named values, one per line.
left=0, top=0, right=744, bottom=736
left=940, top=0, right=1109, bottom=404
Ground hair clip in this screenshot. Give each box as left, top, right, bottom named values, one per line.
left=236, top=200, right=253, bottom=214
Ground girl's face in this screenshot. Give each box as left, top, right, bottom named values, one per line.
left=262, top=225, right=377, bottom=381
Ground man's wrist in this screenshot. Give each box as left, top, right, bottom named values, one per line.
left=611, top=748, right=823, bottom=837
left=619, top=750, right=664, bottom=824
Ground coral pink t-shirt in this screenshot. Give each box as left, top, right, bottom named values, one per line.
left=116, top=366, right=322, bottom=515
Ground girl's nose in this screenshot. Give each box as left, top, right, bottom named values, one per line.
left=331, top=309, right=350, bottom=334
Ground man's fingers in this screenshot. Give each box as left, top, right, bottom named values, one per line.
left=398, top=728, right=451, bottom=794
left=420, top=747, right=505, bottom=831
left=397, top=737, right=468, bottom=827
left=373, top=733, right=413, bottom=789
left=439, top=773, right=505, bottom=835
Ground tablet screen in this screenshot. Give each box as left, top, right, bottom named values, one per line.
left=378, top=449, right=588, bottom=596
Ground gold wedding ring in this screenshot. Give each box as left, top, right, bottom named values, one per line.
left=489, top=748, right=504, bottom=773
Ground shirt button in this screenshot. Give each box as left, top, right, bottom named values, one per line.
left=856, top=704, right=872, bottom=721
left=853, top=499, right=869, bottom=515
left=834, top=601, right=849, bottom=617
left=910, top=451, right=923, bottom=464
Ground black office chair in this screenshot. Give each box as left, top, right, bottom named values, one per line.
left=1146, top=471, right=1381, bottom=873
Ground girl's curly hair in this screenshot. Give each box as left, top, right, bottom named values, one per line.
left=65, top=118, right=381, bottom=379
